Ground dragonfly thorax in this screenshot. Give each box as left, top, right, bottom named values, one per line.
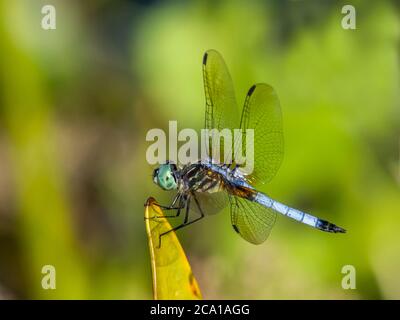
left=178, top=162, right=225, bottom=194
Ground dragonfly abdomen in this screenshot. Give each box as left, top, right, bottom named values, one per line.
left=253, top=192, right=346, bottom=233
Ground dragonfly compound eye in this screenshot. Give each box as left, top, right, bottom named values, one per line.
left=157, top=165, right=178, bottom=190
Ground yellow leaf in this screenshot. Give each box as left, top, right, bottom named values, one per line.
left=144, top=197, right=202, bottom=300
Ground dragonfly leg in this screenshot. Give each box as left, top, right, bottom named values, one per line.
left=154, top=193, right=181, bottom=209
left=191, top=193, right=205, bottom=219
left=145, top=193, right=186, bottom=220
left=182, top=196, right=191, bottom=224
left=157, top=194, right=205, bottom=248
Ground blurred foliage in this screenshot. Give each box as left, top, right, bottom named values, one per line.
left=0, top=0, right=399, bottom=299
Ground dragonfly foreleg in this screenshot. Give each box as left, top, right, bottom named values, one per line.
left=146, top=193, right=186, bottom=220
left=156, top=193, right=182, bottom=209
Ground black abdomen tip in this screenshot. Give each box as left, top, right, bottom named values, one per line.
left=317, top=219, right=346, bottom=233
left=331, top=225, right=346, bottom=233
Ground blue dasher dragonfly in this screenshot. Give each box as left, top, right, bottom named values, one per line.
left=152, top=49, right=346, bottom=245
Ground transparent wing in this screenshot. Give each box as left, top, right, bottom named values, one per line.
left=236, top=83, right=284, bottom=185
left=189, top=191, right=229, bottom=216
left=202, top=50, right=240, bottom=163
left=230, top=195, right=277, bottom=244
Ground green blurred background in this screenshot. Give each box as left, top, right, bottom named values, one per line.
left=0, top=0, right=399, bottom=299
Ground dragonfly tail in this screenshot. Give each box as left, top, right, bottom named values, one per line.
left=315, top=219, right=346, bottom=233
left=253, top=192, right=346, bottom=233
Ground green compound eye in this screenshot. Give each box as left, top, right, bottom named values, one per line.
left=157, top=164, right=177, bottom=190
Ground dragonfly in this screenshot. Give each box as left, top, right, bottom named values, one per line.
left=152, top=49, right=346, bottom=245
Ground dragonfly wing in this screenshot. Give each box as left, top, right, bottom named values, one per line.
left=230, top=195, right=277, bottom=244
left=237, top=83, right=284, bottom=185
left=189, top=191, right=229, bottom=216
left=203, top=50, right=240, bottom=163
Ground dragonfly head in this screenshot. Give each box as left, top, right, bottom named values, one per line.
left=153, top=162, right=179, bottom=191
